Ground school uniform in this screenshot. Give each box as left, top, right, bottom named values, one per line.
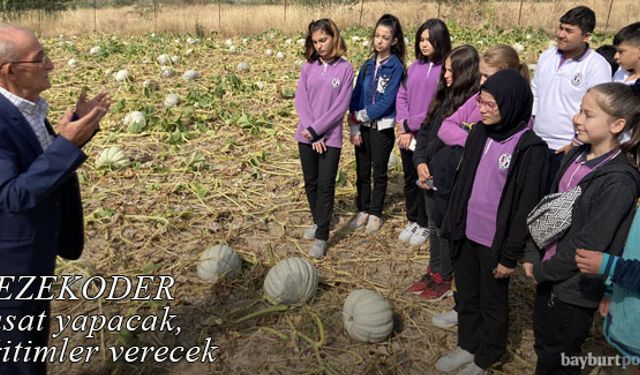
left=350, top=54, right=404, bottom=217
left=531, top=45, right=611, bottom=189
left=444, top=70, right=549, bottom=370
left=524, top=145, right=640, bottom=375
left=395, top=60, right=441, bottom=229
left=294, top=57, right=354, bottom=241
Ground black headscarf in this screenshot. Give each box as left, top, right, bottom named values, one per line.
left=480, top=69, right=533, bottom=142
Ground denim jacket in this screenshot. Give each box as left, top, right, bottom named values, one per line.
left=349, top=54, right=404, bottom=128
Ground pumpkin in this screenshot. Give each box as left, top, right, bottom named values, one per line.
left=164, top=94, right=180, bottom=108
left=236, top=62, right=250, bottom=72
left=264, top=49, right=273, bottom=57
left=170, top=55, right=179, bottom=64
left=224, top=38, right=233, bottom=46
left=276, top=51, right=285, bottom=60
left=123, top=111, right=146, bottom=133
left=197, top=244, right=242, bottom=282
left=114, top=69, right=129, bottom=82
left=343, top=289, right=394, bottom=343
left=228, top=45, right=237, bottom=54
left=161, top=68, right=175, bottom=78
left=95, top=146, right=130, bottom=170
left=182, top=70, right=200, bottom=80
left=67, top=58, right=77, bottom=69
left=296, top=38, right=306, bottom=46
left=157, top=54, right=171, bottom=65
left=351, top=36, right=361, bottom=42
left=89, top=46, right=101, bottom=56
left=263, top=257, right=318, bottom=305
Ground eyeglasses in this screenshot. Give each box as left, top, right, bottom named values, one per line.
left=477, top=96, right=498, bottom=111
left=3, top=52, right=51, bottom=67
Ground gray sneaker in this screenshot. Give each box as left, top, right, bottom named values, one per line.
left=349, top=212, right=369, bottom=230
left=309, top=240, right=327, bottom=259
left=365, top=215, right=382, bottom=234
left=303, top=224, right=317, bottom=240
left=457, top=361, right=489, bottom=375
left=432, top=309, right=458, bottom=329
left=435, top=347, right=474, bottom=373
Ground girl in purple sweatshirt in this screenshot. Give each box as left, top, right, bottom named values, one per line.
left=396, top=19, right=451, bottom=247
left=294, top=19, right=354, bottom=258
left=438, top=44, right=531, bottom=148
left=431, top=44, right=531, bottom=327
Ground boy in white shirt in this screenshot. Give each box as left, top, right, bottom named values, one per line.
left=531, top=6, right=611, bottom=189
left=613, top=22, right=640, bottom=85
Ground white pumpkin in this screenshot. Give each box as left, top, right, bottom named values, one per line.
left=182, top=70, right=200, bottom=80
left=362, top=40, right=370, bottom=48
left=224, top=38, right=234, bottom=47
left=276, top=51, right=285, bottom=60
left=228, top=45, right=237, bottom=54
left=196, top=244, right=242, bottom=282
left=67, top=58, right=77, bottom=68
left=89, top=46, right=101, bottom=56
left=264, top=49, right=273, bottom=57
left=163, top=94, right=180, bottom=108
left=123, top=111, right=146, bottom=129
left=343, top=289, right=393, bottom=343
left=255, top=81, right=265, bottom=90
left=351, top=35, right=361, bottom=42
left=263, top=257, right=318, bottom=305
left=296, top=38, right=306, bottom=46
left=157, top=54, right=171, bottom=65
left=284, top=38, right=293, bottom=45
left=161, top=67, right=175, bottom=78
left=95, top=146, right=130, bottom=169
left=186, top=37, right=199, bottom=45
left=387, top=151, right=398, bottom=169
left=236, top=61, right=250, bottom=72
left=170, top=55, right=180, bottom=64
left=114, top=69, right=129, bottom=82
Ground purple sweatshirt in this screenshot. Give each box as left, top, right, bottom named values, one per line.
left=438, top=93, right=481, bottom=147
left=466, top=127, right=528, bottom=247
left=294, top=57, right=354, bottom=148
left=395, top=61, right=441, bottom=136
left=439, top=93, right=535, bottom=148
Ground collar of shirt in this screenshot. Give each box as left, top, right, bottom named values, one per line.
left=557, top=44, right=592, bottom=68
left=0, top=86, right=49, bottom=121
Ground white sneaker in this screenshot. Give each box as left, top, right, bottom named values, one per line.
left=350, top=212, right=369, bottom=230
left=435, top=347, right=474, bottom=373
left=432, top=309, right=458, bottom=329
left=303, top=224, right=317, bottom=240
left=365, top=215, right=382, bottom=234
left=398, top=222, right=418, bottom=243
left=457, top=361, right=489, bottom=375
left=409, top=226, right=429, bottom=247
left=309, top=240, right=327, bottom=259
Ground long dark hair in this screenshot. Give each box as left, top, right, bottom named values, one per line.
left=370, top=14, right=406, bottom=66
left=425, top=45, right=480, bottom=123
left=414, top=18, right=451, bottom=64
left=304, top=18, right=347, bottom=62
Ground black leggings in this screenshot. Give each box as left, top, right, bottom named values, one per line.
left=299, top=142, right=341, bottom=241
left=354, top=127, right=395, bottom=217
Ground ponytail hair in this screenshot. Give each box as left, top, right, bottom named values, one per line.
left=370, top=14, right=406, bottom=66
left=589, top=82, right=640, bottom=169
left=482, top=44, right=530, bottom=83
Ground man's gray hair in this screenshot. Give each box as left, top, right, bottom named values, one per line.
left=0, top=24, right=35, bottom=64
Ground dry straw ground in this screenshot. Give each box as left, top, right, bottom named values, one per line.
left=5, top=1, right=636, bottom=375
left=12, top=0, right=640, bottom=36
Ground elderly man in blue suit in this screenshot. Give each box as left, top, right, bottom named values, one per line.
left=0, top=24, right=110, bottom=373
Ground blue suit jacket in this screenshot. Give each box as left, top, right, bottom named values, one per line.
left=0, top=93, right=87, bottom=306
